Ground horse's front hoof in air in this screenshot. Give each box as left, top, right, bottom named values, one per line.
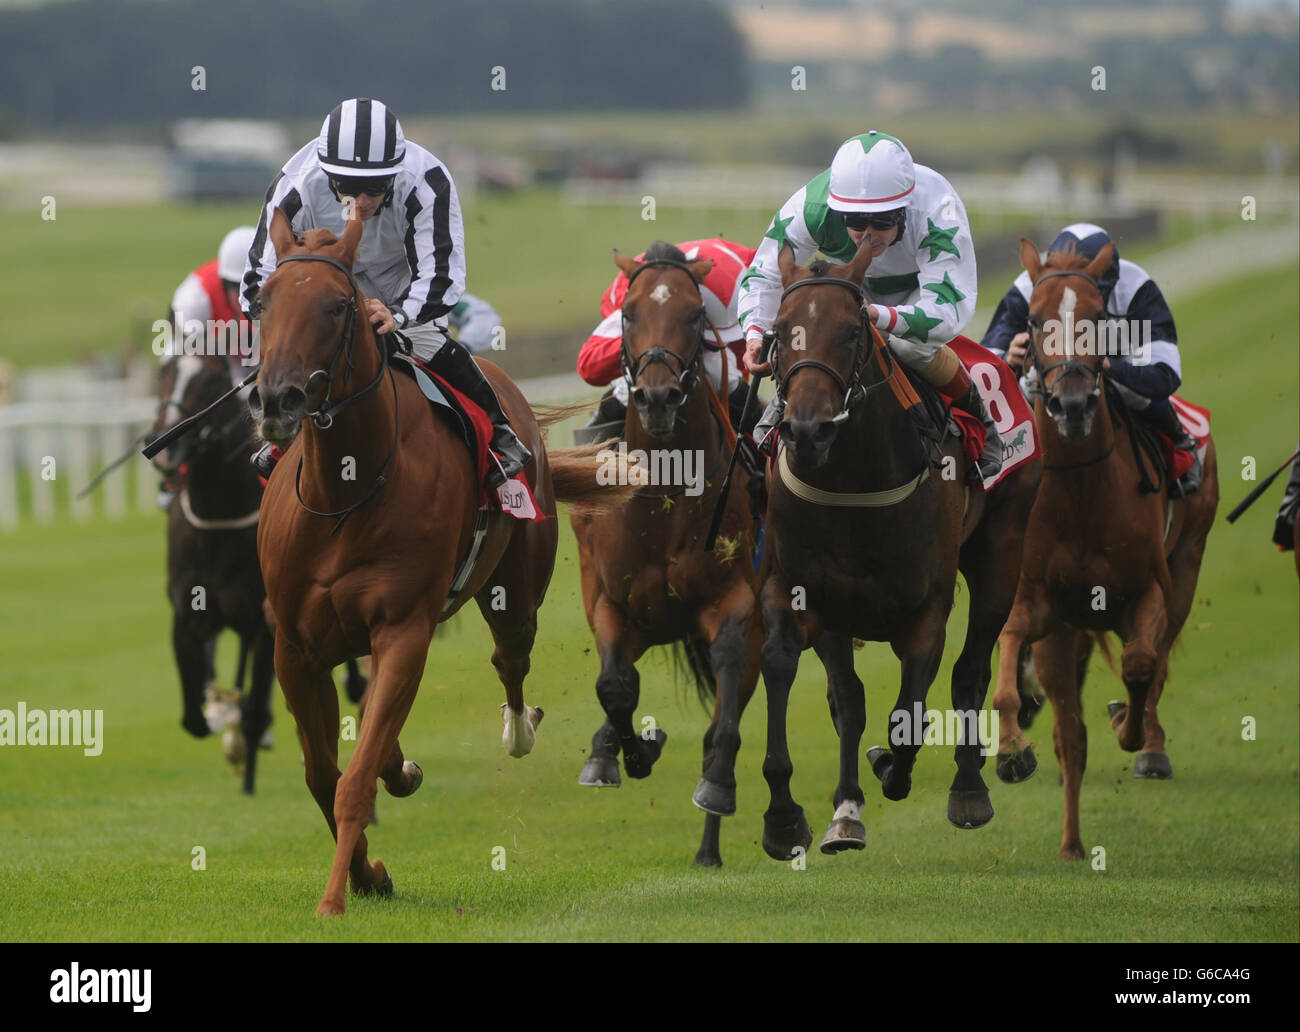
left=947, top=788, right=994, bottom=829
left=819, top=800, right=866, bottom=854
left=578, top=752, right=621, bottom=786
left=501, top=703, right=543, bottom=757
left=762, top=806, right=813, bottom=861
left=1133, top=752, right=1172, bottom=779
left=384, top=760, right=423, bottom=798
left=996, top=745, right=1038, bottom=783
left=866, top=746, right=912, bottom=801
left=691, top=777, right=736, bottom=817
left=622, top=728, right=666, bottom=779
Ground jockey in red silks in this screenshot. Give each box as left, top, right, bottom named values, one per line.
left=576, top=238, right=764, bottom=441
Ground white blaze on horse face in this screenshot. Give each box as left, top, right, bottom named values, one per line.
left=808, top=300, right=817, bottom=318
left=1059, top=286, right=1077, bottom=360
left=649, top=283, right=672, bottom=305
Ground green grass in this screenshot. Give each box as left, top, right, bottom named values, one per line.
left=0, top=264, right=1295, bottom=942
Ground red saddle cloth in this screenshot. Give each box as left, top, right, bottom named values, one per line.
left=1162, top=396, right=1211, bottom=482
left=948, top=336, right=1041, bottom=490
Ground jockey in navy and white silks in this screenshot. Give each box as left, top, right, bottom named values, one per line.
left=982, top=222, right=1200, bottom=494
left=240, top=97, right=529, bottom=488
left=738, top=131, right=1002, bottom=483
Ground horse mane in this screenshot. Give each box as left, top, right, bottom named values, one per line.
left=1043, top=241, right=1088, bottom=270
left=299, top=228, right=340, bottom=251
left=808, top=258, right=830, bottom=277
left=642, top=240, right=688, bottom=263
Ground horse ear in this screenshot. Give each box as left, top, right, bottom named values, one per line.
left=1083, top=241, right=1115, bottom=282
left=269, top=208, right=296, bottom=260
left=336, top=217, right=364, bottom=267
left=613, top=250, right=641, bottom=279
left=1019, top=237, right=1042, bottom=280
left=777, top=243, right=798, bottom=286
left=687, top=258, right=714, bottom=284
left=843, top=234, right=873, bottom=281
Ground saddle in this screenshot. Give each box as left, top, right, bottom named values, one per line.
left=388, top=350, right=493, bottom=498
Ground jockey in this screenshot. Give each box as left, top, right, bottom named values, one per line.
left=448, top=293, right=505, bottom=355
left=240, top=97, right=530, bottom=489
left=739, top=131, right=1002, bottom=484
left=156, top=225, right=258, bottom=508
left=577, top=238, right=760, bottom=440
left=982, top=222, right=1200, bottom=495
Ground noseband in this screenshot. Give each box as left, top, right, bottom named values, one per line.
left=620, top=259, right=726, bottom=398
left=774, top=276, right=893, bottom=422
left=270, top=252, right=399, bottom=533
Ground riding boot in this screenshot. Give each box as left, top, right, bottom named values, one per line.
left=727, top=378, right=767, bottom=516
left=753, top=395, right=784, bottom=458
left=424, top=337, right=533, bottom=489
left=1148, top=401, right=1200, bottom=497
left=574, top=384, right=627, bottom=445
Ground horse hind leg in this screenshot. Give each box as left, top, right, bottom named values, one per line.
left=758, top=578, right=812, bottom=861
left=588, top=599, right=662, bottom=778
left=692, top=589, right=759, bottom=819
left=239, top=625, right=276, bottom=796
left=475, top=589, right=543, bottom=758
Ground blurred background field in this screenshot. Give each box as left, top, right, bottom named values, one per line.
left=0, top=0, right=1296, bottom=941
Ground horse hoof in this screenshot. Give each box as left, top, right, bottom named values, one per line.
left=693, top=850, right=723, bottom=868
left=375, top=866, right=393, bottom=898
left=692, top=777, right=736, bottom=817
left=316, top=900, right=345, bottom=917
left=501, top=703, right=540, bottom=758
left=386, top=760, right=422, bottom=798
left=1106, top=700, right=1127, bottom=725
left=1134, top=752, right=1173, bottom=779
left=947, top=789, right=994, bottom=829
left=762, top=807, right=813, bottom=861
left=1059, top=842, right=1086, bottom=861
left=866, top=746, right=911, bottom=801
left=356, top=861, right=393, bottom=899
left=996, top=745, right=1038, bottom=783
left=623, top=728, right=667, bottom=780
left=578, top=754, right=621, bottom=787
left=819, top=818, right=867, bottom=854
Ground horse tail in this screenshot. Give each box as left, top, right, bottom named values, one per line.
left=547, top=442, right=639, bottom=510
left=1089, top=630, right=1115, bottom=674
left=532, top=400, right=595, bottom=434
left=669, top=638, right=716, bottom=711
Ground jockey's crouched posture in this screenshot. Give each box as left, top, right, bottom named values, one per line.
left=241, top=97, right=530, bottom=489
left=983, top=222, right=1200, bottom=496
left=576, top=238, right=762, bottom=443
left=740, top=131, right=1003, bottom=484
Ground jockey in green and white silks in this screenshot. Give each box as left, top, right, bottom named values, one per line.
left=739, top=130, right=1002, bottom=483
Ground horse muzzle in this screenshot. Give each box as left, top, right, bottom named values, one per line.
left=248, top=382, right=309, bottom=447
left=780, top=417, right=837, bottom=469
left=1046, top=391, right=1098, bottom=441
left=631, top=384, right=685, bottom=439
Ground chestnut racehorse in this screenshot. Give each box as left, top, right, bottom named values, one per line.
left=252, top=214, right=623, bottom=915
left=571, top=244, right=762, bottom=866
left=757, top=242, right=1041, bottom=859
left=991, top=238, right=1218, bottom=859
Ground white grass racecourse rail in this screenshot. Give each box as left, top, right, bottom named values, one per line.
left=0, top=396, right=157, bottom=530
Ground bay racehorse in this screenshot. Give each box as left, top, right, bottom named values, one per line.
left=991, top=238, right=1218, bottom=858
left=571, top=244, right=762, bottom=866
left=757, top=241, right=1041, bottom=859
left=251, top=213, right=624, bottom=915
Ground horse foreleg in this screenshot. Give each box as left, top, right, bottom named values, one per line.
left=813, top=632, right=867, bottom=854
left=321, top=622, right=430, bottom=917
left=1034, top=625, right=1087, bottom=859
left=868, top=603, right=948, bottom=802
left=758, top=574, right=812, bottom=861
left=691, top=580, right=759, bottom=821
left=590, top=599, right=659, bottom=778
left=993, top=586, right=1052, bottom=783
left=239, top=625, right=276, bottom=796
left=173, top=616, right=213, bottom=739
left=1113, top=581, right=1167, bottom=754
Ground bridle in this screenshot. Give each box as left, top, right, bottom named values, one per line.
left=619, top=259, right=727, bottom=399
left=269, top=253, right=400, bottom=533
left=773, top=275, right=895, bottom=423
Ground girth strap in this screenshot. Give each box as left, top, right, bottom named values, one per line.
left=775, top=448, right=930, bottom=508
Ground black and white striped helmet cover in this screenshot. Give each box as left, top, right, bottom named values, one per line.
left=316, top=98, right=406, bottom=177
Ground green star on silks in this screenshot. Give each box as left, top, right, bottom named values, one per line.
left=919, top=218, right=960, bottom=261
left=922, top=272, right=966, bottom=314
left=764, top=214, right=794, bottom=249
left=899, top=307, right=944, bottom=342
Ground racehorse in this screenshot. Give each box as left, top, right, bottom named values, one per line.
left=251, top=213, right=625, bottom=915
left=150, top=352, right=275, bottom=794
left=571, top=244, right=762, bottom=866
left=756, top=242, right=1041, bottom=859
left=149, top=353, right=370, bottom=794
left=990, top=238, right=1218, bottom=858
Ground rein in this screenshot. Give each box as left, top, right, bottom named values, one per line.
left=273, top=252, right=400, bottom=534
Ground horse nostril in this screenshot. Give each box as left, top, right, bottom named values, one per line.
left=1046, top=394, right=1064, bottom=417
left=281, top=387, right=307, bottom=416
left=1085, top=394, right=1099, bottom=415
left=247, top=386, right=263, bottom=417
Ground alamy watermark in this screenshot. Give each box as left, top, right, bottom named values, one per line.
left=1036, top=316, right=1154, bottom=364
left=596, top=443, right=706, bottom=498
left=50, top=964, right=150, bottom=1011
left=0, top=702, right=103, bottom=756
left=152, top=319, right=259, bottom=366
left=889, top=703, right=997, bottom=757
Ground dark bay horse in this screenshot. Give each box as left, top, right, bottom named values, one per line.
left=149, top=352, right=369, bottom=794
left=252, top=214, right=622, bottom=915
left=991, top=239, right=1218, bottom=858
left=571, top=244, right=762, bottom=866
left=150, top=352, right=275, bottom=794
left=757, top=242, right=1041, bottom=860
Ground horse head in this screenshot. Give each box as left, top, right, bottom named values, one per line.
left=771, top=239, right=874, bottom=469
left=613, top=242, right=714, bottom=439
left=248, top=210, right=368, bottom=447
left=1020, top=237, right=1115, bottom=442
left=149, top=352, right=241, bottom=476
